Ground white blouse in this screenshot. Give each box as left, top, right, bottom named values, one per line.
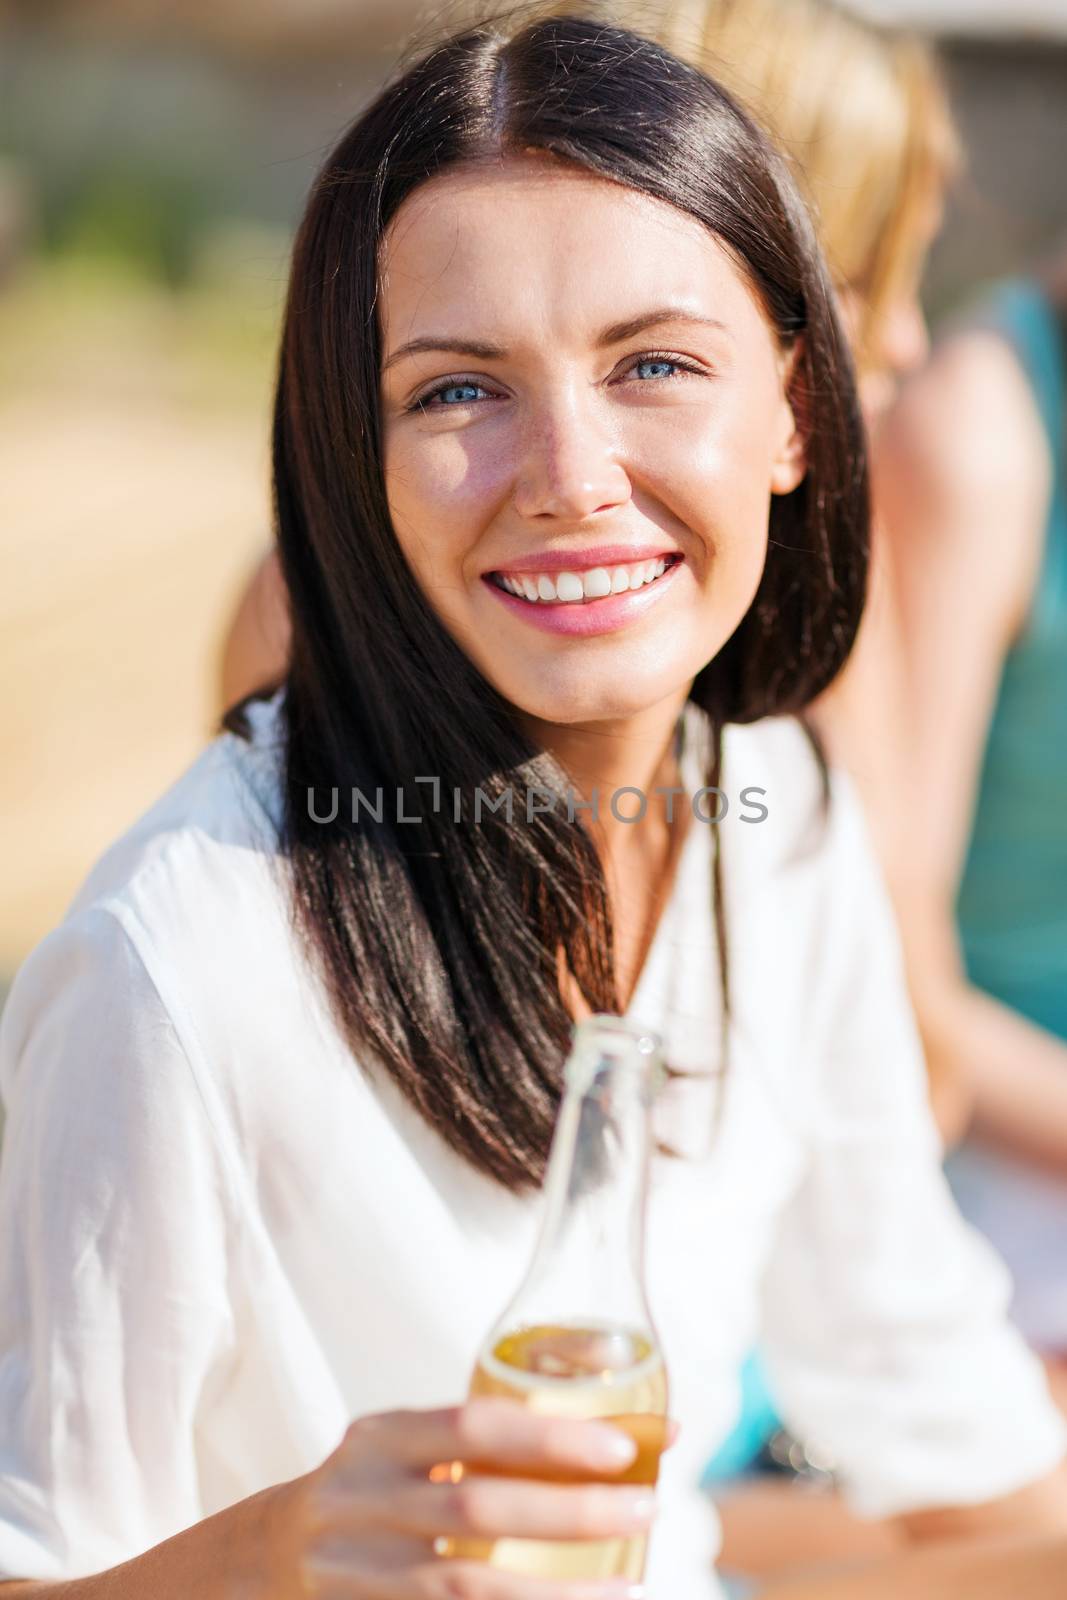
left=0, top=692, right=1062, bottom=1599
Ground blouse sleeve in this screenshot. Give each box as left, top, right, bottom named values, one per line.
left=0, top=904, right=238, bottom=1580
left=758, top=771, right=1067, bottom=1519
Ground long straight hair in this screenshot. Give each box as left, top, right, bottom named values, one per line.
left=250, top=14, right=868, bottom=1189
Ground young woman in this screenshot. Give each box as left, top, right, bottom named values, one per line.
left=1, top=16, right=1066, bottom=1600
left=870, top=244, right=1067, bottom=1400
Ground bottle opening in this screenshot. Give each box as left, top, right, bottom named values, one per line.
left=478, top=1320, right=664, bottom=1392
left=566, top=1014, right=665, bottom=1097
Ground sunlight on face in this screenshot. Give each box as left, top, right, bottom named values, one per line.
left=378, top=156, right=806, bottom=727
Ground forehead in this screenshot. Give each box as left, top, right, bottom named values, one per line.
left=378, top=156, right=770, bottom=350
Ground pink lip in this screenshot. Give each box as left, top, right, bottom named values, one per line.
left=481, top=556, right=684, bottom=637
left=488, top=544, right=679, bottom=576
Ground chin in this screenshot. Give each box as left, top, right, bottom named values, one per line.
left=505, top=670, right=681, bottom=729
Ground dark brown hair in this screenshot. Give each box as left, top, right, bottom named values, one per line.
left=239, top=13, right=868, bottom=1190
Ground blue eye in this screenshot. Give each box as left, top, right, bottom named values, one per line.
left=633, top=358, right=679, bottom=380
left=413, top=380, right=490, bottom=411
left=625, top=353, right=706, bottom=386
left=436, top=382, right=484, bottom=404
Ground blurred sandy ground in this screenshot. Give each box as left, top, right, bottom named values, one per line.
left=0, top=252, right=278, bottom=977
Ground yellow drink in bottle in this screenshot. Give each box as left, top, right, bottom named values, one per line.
left=444, top=1018, right=669, bottom=1581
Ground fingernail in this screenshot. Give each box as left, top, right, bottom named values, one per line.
left=584, top=1424, right=638, bottom=1469
left=617, top=1489, right=656, bottom=1527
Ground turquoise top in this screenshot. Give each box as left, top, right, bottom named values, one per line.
left=955, top=279, right=1067, bottom=1039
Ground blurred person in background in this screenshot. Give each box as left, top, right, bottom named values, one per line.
left=870, top=240, right=1067, bottom=1406
left=221, top=527, right=291, bottom=707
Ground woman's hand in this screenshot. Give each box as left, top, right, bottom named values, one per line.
left=264, top=1397, right=665, bottom=1599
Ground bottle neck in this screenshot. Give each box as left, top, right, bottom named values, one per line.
left=502, top=1022, right=662, bottom=1340
left=540, top=1064, right=650, bottom=1284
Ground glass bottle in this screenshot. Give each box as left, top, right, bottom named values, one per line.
left=454, top=1014, right=669, bottom=1582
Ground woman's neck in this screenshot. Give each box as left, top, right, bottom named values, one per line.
left=519, top=687, right=691, bottom=858
left=521, top=687, right=694, bottom=1013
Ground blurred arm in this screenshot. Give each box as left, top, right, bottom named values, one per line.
left=818, top=330, right=1067, bottom=1169
left=218, top=548, right=290, bottom=713
left=756, top=1532, right=1067, bottom=1600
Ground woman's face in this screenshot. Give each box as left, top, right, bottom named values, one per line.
left=842, top=179, right=945, bottom=424
left=378, top=157, right=806, bottom=727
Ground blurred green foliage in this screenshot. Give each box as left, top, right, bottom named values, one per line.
left=0, top=29, right=371, bottom=293
left=54, top=165, right=209, bottom=288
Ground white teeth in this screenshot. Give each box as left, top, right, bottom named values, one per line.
left=582, top=567, right=612, bottom=599
left=497, top=557, right=676, bottom=604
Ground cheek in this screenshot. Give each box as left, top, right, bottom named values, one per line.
left=625, top=393, right=777, bottom=576
left=383, top=428, right=508, bottom=586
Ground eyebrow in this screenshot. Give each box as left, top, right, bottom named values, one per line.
left=380, top=307, right=734, bottom=372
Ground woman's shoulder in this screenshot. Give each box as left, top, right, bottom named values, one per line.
left=683, top=707, right=843, bottom=870
left=0, top=691, right=325, bottom=1157
left=66, top=690, right=287, bottom=926
left=4, top=692, right=294, bottom=1068
left=721, top=711, right=826, bottom=816
left=678, top=705, right=882, bottom=948
left=697, top=710, right=900, bottom=1003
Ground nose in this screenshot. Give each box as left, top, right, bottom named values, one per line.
left=512, top=393, right=632, bottom=522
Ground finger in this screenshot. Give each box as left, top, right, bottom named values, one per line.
left=462, top=1414, right=671, bottom=1489
left=372, top=1561, right=645, bottom=1600
left=345, top=1401, right=641, bottom=1479
left=416, top=1566, right=646, bottom=1600
left=352, top=1475, right=657, bottom=1542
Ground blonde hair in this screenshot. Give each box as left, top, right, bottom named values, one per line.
left=532, top=0, right=961, bottom=373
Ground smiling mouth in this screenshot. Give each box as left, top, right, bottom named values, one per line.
left=488, top=553, right=683, bottom=605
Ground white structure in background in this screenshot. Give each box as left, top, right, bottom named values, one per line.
left=35, top=0, right=1067, bottom=46
left=852, top=0, right=1067, bottom=36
